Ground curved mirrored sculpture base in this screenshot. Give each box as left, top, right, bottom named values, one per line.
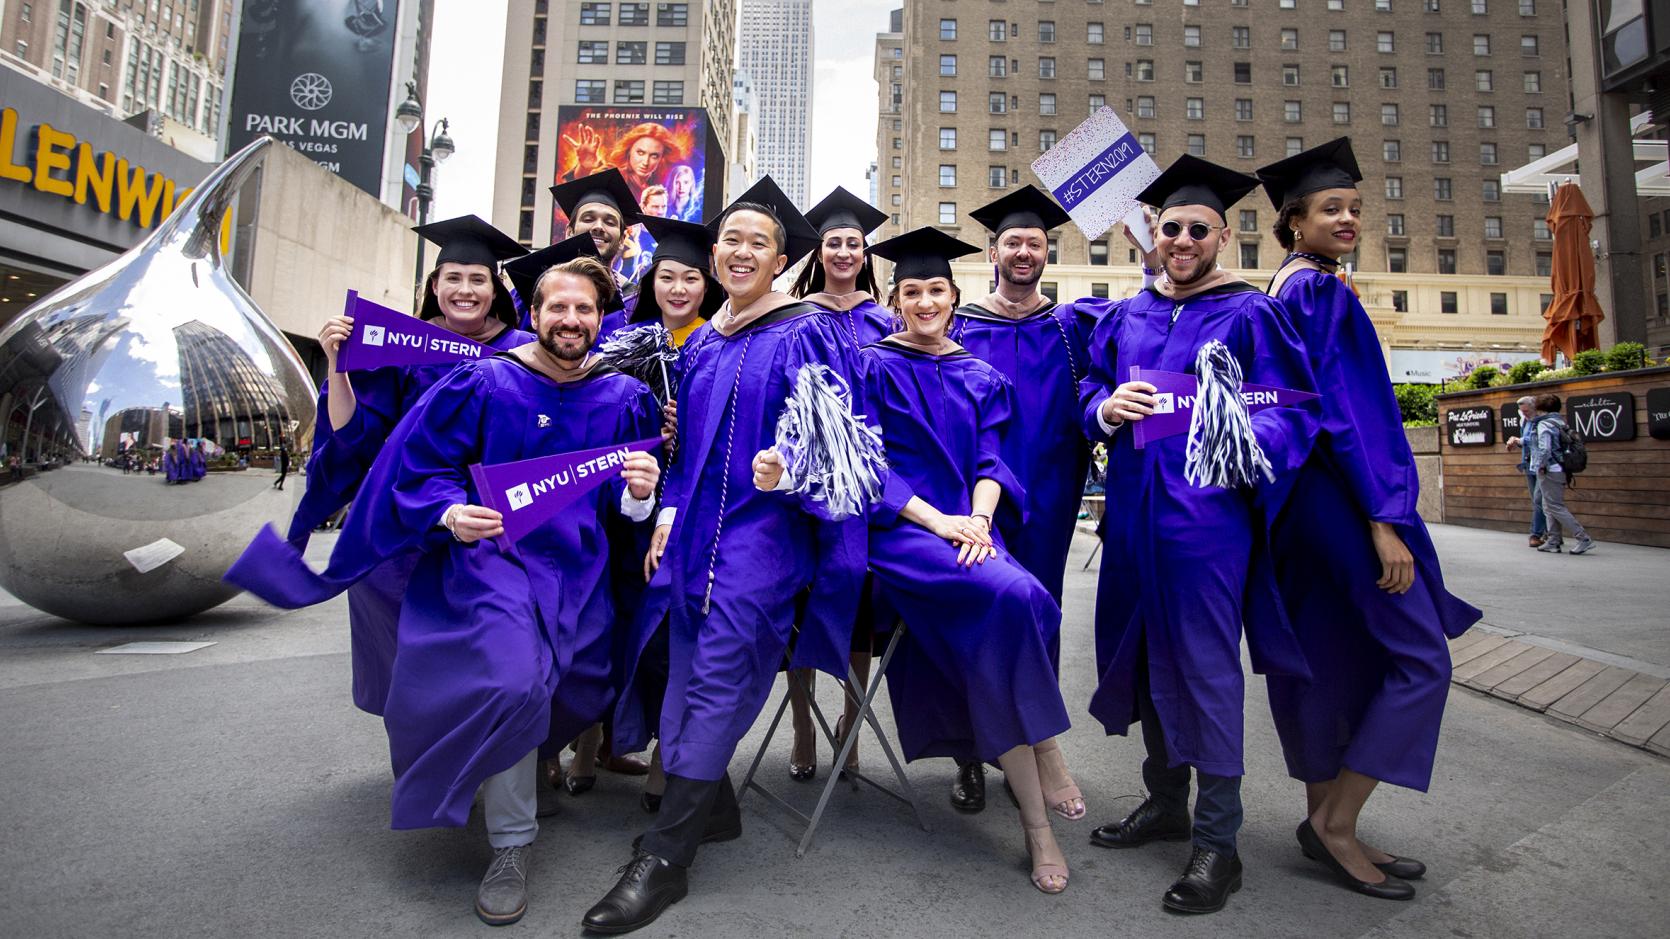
left=0, top=464, right=301, bottom=624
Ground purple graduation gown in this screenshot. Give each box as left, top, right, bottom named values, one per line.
left=863, top=340, right=1069, bottom=763
left=285, top=323, right=534, bottom=715
left=611, top=303, right=869, bottom=781
left=951, top=299, right=1108, bottom=606
left=228, top=356, right=659, bottom=829
left=1266, top=268, right=1480, bottom=791
left=1079, top=283, right=1318, bottom=778
left=810, top=297, right=894, bottom=348
left=187, top=446, right=207, bottom=480
left=164, top=441, right=188, bottom=483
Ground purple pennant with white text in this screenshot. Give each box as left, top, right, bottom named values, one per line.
left=468, top=436, right=664, bottom=546
left=334, top=290, right=495, bottom=372
left=1129, top=367, right=1320, bottom=449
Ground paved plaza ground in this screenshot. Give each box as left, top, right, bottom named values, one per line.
left=0, top=525, right=1666, bottom=937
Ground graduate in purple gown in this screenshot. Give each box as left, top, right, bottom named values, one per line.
left=944, top=185, right=1101, bottom=818
left=164, top=440, right=187, bottom=484
left=188, top=441, right=207, bottom=480
left=1078, top=157, right=1319, bottom=915
left=858, top=227, right=1075, bottom=894
left=1255, top=139, right=1480, bottom=900
left=228, top=257, right=661, bottom=926
left=784, top=185, right=894, bottom=781
left=289, top=215, right=532, bottom=717
left=585, top=177, right=871, bottom=935
left=547, top=169, right=645, bottom=342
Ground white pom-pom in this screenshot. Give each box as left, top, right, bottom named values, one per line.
left=1184, top=340, right=1275, bottom=489
left=773, top=364, right=888, bottom=519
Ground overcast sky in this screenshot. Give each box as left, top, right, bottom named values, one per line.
left=429, top=0, right=895, bottom=222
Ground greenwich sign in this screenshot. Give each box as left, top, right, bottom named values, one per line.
left=0, top=105, right=201, bottom=230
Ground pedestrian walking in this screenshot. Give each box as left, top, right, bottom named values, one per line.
left=1505, top=395, right=1548, bottom=547
left=1529, top=394, right=1595, bottom=555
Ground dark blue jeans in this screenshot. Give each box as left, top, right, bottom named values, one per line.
left=1137, top=664, right=1243, bottom=856
left=1524, top=469, right=1546, bottom=537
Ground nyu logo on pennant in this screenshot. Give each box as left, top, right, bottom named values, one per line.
left=1151, top=392, right=1175, bottom=415
left=505, top=483, right=534, bottom=511
left=361, top=325, right=386, bottom=347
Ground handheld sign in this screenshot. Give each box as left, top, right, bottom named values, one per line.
left=468, top=436, right=663, bottom=546
left=1031, top=107, right=1162, bottom=250
left=334, top=290, right=494, bottom=372
left=1129, top=366, right=1320, bottom=449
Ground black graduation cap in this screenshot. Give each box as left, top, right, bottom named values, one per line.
left=412, top=215, right=526, bottom=268
left=502, top=233, right=619, bottom=313
left=1136, top=155, right=1262, bottom=221
left=804, top=186, right=888, bottom=238
left=969, top=185, right=1072, bottom=236
left=632, top=216, right=723, bottom=324
left=1255, top=137, right=1364, bottom=210
left=549, top=168, right=644, bottom=227
left=712, top=175, right=820, bottom=263
left=868, top=227, right=982, bottom=282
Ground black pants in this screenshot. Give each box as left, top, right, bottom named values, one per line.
left=639, top=773, right=740, bottom=867
left=1136, top=660, right=1243, bottom=856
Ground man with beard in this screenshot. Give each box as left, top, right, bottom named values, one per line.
left=944, top=186, right=1104, bottom=817
left=226, top=257, right=662, bottom=926
left=551, top=169, right=646, bottom=343
left=1078, top=156, right=1318, bottom=914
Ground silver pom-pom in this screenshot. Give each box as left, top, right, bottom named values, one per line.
left=1184, top=340, right=1275, bottom=489
left=773, top=364, right=888, bottom=520
left=599, top=324, right=679, bottom=401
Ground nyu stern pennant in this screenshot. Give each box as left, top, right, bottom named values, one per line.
left=1129, top=366, right=1320, bottom=449
left=468, top=436, right=663, bottom=546
left=334, top=290, right=493, bottom=371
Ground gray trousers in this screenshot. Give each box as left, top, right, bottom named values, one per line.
left=481, top=749, right=539, bottom=849
left=1538, top=470, right=1589, bottom=546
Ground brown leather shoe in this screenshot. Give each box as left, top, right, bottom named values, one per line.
left=1528, top=535, right=1544, bottom=547
left=603, top=753, right=652, bottom=776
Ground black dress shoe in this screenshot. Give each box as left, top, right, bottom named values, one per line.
left=1302, top=844, right=1426, bottom=880
left=1295, top=820, right=1416, bottom=901
left=1090, top=798, right=1191, bottom=849
left=1162, top=847, right=1243, bottom=914
left=581, top=852, right=688, bottom=934
left=950, top=761, right=986, bottom=813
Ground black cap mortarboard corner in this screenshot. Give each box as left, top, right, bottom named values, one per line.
left=413, top=215, right=527, bottom=269
left=804, top=186, right=888, bottom=238
left=1254, top=137, right=1364, bottom=210
left=503, top=233, right=621, bottom=314
left=712, top=175, right=820, bottom=264
left=968, top=185, right=1072, bottom=237
left=867, top=227, right=983, bottom=283
left=550, top=168, right=645, bottom=227
left=1136, top=155, right=1262, bottom=222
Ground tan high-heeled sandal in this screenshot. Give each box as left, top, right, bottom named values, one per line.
left=1025, top=824, right=1070, bottom=894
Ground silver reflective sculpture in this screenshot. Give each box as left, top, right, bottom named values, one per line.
left=0, top=136, right=316, bottom=624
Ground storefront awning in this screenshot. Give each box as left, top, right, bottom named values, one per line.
left=1500, top=112, right=1670, bottom=195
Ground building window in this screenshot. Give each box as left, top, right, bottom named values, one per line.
left=1135, top=23, right=1153, bottom=45
left=1430, top=104, right=1448, bottom=127
left=940, top=127, right=957, bottom=149
left=1535, top=253, right=1552, bottom=277
left=1473, top=34, right=1491, bottom=56
left=1233, top=26, right=1251, bottom=49
left=1534, top=219, right=1552, bottom=240
left=1187, top=133, right=1206, bottom=156
left=1136, top=96, right=1156, bottom=118
left=1239, top=242, right=1261, bottom=269
left=990, top=55, right=1007, bottom=77
left=1384, top=140, right=1402, bottom=161
left=1429, top=68, right=1446, bottom=90
left=1287, top=136, right=1305, bottom=155
left=1377, top=32, right=1394, bottom=53
left=1388, top=214, right=1406, bottom=235
left=1522, top=35, right=1539, bottom=56
left=1285, top=100, right=1303, bottom=122
left=1472, top=0, right=1486, bottom=10
left=1040, top=57, right=1056, bottom=78
left=989, top=129, right=1007, bottom=150
left=1178, top=60, right=1201, bottom=84
left=1434, top=177, right=1453, bottom=200
left=1332, top=102, right=1351, bottom=123
left=575, top=79, right=606, bottom=103
left=1235, top=98, right=1253, bottom=121
left=1091, top=283, right=1110, bottom=299
left=989, top=165, right=1007, bottom=188
left=1487, top=252, right=1506, bottom=275
left=1386, top=176, right=1404, bottom=199
left=1090, top=240, right=1111, bottom=265
left=1436, top=215, right=1455, bottom=237
left=1440, top=291, right=1458, bottom=314
left=1140, top=133, right=1157, bottom=153
left=1184, top=25, right=1202, bottom=47
left=617, top=41, right=646, bottom=65
left=578, top=40, right=608, bottom=64
left=1484, top=217, right=1504, bottom=239
left=940, top=18, right=957, bottom=40
left=656, top=3, right=688, bottom=27
left=1480, top=142, right=1498, bottom=165
left=1432, top=141, right=1451, bottom=163
left=1041, top=130, right=1058, bottom=150
left=613, top=79, right=644, bottom=103
left=989, top=93, right=1006, bottom=113
left=1187, top=98, right=1205, bottom=120
left=1086, top=58, right=1104, bottom=80
left=652, top=81, right=682, bottom=104
left=1237, top=136, right=1255, bottom=158
left=654, top=41, right=684, bottom=65
left=1088, top=22, right=1104, bottom=43
left=618, top=3, right=648, bottom=25
left=1438, top=249, right=1457, bottom=274
left=1090, top=94, right=1106, bottom=114
left=1486, top=292, right=1507, bottom=315
left=940, top=91, right=957, bottom=112
left=1389, top=248, right=1408, bottom=273
left=938, top=55, right=956, bottom=77
left=1040, top=20, right=1056, bottom=42
left=1524, top=71, right=1542, bottom=93
left=1426, top=31, right=1445, bottom=52
left=1280, top=28, right=1299, bottom=50
left=1382, top=104, right=1399, bottom=125
left=1234, top=62, right=1252, bottom=83
left=939, top=164, right=957, bottom=187
left=1330, top=0, right=1345, bottom=8
left=1283, top=64, right=1301, bottom=86
left=1240, top=209, right=1259, bottom=232
left=1329, top=30, right=1347, bottom=52
left=580, top=3, right=611, bottom=26
left=1476, top=70, right=1493, bottom=91
left=1483, top=180, right=1501, bottom=201
left=939, top=203, right=957, bottom=225
left=990, top=19, right=1007, bottom=41
left=1136, top=60, right=1154, bottom=81
left=1477, top=105, right=1497, bottom=128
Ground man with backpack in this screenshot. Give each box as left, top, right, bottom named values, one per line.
left=1528, top=394, right=1596, bottom=555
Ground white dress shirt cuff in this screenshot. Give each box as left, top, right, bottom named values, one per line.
left=620, top=489, right=655, bottom=523
left=656, top=507, right=678, bottom=528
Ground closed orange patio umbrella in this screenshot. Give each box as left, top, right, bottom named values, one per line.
left=1541, top=182, right=1606, bottom=363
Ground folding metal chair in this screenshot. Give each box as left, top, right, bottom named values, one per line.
left=739, top=622, right=929, bottom=856
left=1080, top=494, right=1107, bottom=570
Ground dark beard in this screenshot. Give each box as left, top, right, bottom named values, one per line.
left=540, top=327, right=592, bottom=363
left=999, top=260, right=1042, bottom=288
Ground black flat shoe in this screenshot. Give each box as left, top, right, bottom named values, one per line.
left=565, top=773, right=597, bottom=796
left=581, top=852, right=687, bottom=934
left=1090, top=798, right=1191, bottom=849
left=1162, top=847, right=1242, bottom=914
left=950, top=761, right=986, bottom=813
left=1296, top=820, right=1416, bottom=901
left=639, top=791, right=662, bottom=813
left=1302, top=844, right=1426, bottom=880
left=788, top=762, right=816, bottom=782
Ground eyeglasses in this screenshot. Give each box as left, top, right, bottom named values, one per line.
left=1159, top=220, right=1225, bottom=241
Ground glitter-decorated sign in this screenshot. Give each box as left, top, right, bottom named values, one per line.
left=1032, top=107, right=1161, bottom=248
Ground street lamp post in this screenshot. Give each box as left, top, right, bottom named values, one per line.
left=395, top=82, right=455, bottom=294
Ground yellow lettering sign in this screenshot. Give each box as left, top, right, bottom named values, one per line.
left=0, top=108, right=32, bottom=184
left=73, top=142, right=115, bottom=212
left=115, top=158, right=169, bottom=228
left=32, top=122, right=75, bottom=197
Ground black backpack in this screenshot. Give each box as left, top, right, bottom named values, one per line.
left=1553, top=420, right=1588, bottom=479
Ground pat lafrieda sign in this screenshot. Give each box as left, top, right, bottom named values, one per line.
left=1446, top=407, right=1495, bottom=447
left=1566, top=392, right=1636, bottom=442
